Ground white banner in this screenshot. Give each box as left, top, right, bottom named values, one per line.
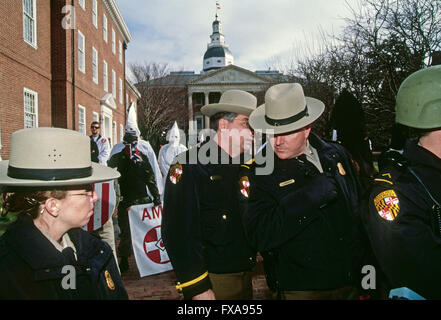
left=82, top=181, right=116, bottom=232
left=128, top=203, right=173, bottom=277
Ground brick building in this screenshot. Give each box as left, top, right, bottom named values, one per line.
left=0, top=0, right=133, bottom=159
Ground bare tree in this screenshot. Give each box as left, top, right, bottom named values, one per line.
left=129, top=62, right=189, bottom=151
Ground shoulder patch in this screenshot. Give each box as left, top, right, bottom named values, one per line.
left=101, top=138, right=107, bottom=143
left=373, top=190, right=400, bottom=221
left=169, top=164, right=183, bottom=185
left=239, top=176, right=250, bottom=198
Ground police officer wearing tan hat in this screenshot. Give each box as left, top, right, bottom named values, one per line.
left=242, top=83, right=366, bottom=300
left=0, top=128, right=127, bottom=299
left=162, top=90, right=258, bottom=300
left=361, top=65, right=441, bottom=300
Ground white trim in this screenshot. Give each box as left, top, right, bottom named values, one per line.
left=78, top=30, right=86, bottom=74
left=92, top=0, right=98, bottom=28
left=119, top=77, right=123, bottom=104
left=23, top=87, right=38, bottom=128
left=112, top=69, right=116, bottom=98
left=120, top=123, right=124, bottom=143
left=93, top=111, right=99, bottom=122
left=102, top=0, right=132, bottom=43
left=103, top=60, right=108, bottom=92
left=119, top=40, right=123, bottom=64
left=78, top=105, right=86, bottom=134
left=112, top=28, right=116, bottom=54
left=78, top=0, right=85, bottom=10
left=103, top=13, right=108, bottom=42
left=23, top=0, right=37, bottom=49
left=112, top=120, right=117, bottom=147
left=92, top=47, right=99, bottom=84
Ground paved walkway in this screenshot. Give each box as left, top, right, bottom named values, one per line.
left=121, top=254, right=272, bottom=300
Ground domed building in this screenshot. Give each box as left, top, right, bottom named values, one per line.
left=203, top=14, right=234, bottom=72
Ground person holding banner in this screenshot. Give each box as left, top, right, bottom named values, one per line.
left=162, top=90, right=258, bottom=300
left=0, top=128, right=127, bottom=299
left=108, top=105, right=163, bottom=273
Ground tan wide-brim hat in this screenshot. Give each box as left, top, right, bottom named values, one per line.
left=0, top=127, right=120, bottom=187
left=201, top=90, right=257, bottom=117
left=249, top=83, right=325, bottom=135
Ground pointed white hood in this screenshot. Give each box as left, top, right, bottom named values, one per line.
left=125, top=103, right=141, bottom=138
left=167, top=121, right=181, bottom=146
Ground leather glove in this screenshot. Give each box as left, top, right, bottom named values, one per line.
left=153, top=198, right=162, bottom=207
left=304, top=173, right=338, bottom=208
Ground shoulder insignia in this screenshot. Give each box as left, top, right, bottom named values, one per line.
left=104, top=270, right=115, bottom=291
left=101, top=138, right=107, bottom=143
left=374, top=173, right=394, bottom=185
left=239, top=176, right=250, bottom=198
left=245, top=158, right=255, bottom=166
left=337, top=162, right=346, bottom=176
left=373, top=189, right=400, bottom=221
left=169, top=164, right=183, bottom=185
left=280, top=179, right=295, bottom=187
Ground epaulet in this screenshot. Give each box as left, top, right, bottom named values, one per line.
left=373, top=172, right=396, bottom=187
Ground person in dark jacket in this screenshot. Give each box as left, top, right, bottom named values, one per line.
left=244, top=83, right=367, bottom=299
left=162, top=90, right=258, bottom=300
left=361, top=65, right=441, bottom=299
left=0, top=127, right=127, bottom=300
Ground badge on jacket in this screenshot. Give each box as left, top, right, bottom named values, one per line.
left=169, top=164, right=183, bottom=185
left=239, top=176, right=250, bottom=198
left=374, top=190, right=400, bottom=221
left=104, top=270, right=115, bottom=291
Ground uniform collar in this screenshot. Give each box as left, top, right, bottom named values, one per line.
left=404, top=139, right=441, bottom=172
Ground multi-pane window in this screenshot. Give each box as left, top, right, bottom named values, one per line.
left=93, top=112, right=99, bottom=123
left=92, top=47, right=98, bottom=84
left=78, top=30, right=85, bottom=73
left=112, top=70, right=116, bottom=98
left=23, top=0, right=37, bottom=47
left=119, top=41, right=123, bottom=63
left=112, top=121, right=117, bottom=147
left=119, top=78, right=123, bottom=104
left=24, top=88, right=38, bottom=128
left=92, top=0, right=98, bottom=28
left=78, top=105, right=86, bottom=134
left=103, top=14, right=108, bottom=42
left=112, top=29, right=116, bottom=54
left=120, top=124, right=123, bottom=143
left=103, top=60, right=108, bottom=92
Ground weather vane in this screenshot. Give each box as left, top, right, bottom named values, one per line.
left=216, top=1, right=221, bottom=17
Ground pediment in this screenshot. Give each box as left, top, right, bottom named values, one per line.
left=189, top=65, right=271, bottom=85
left=101, top=93, right=117, bottom=110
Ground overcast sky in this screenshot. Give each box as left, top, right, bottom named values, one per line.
left=116, top=0, right=359, bottom=76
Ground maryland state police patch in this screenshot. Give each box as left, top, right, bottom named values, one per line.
left=373, top=190, right=400, bottom=221
left=169, top=164, right=183, bottom=185
left=239, top=176, right=250, bottom=198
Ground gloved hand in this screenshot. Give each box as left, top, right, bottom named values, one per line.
left=304, top=173, right=338, bottom=208
left=153, top=198, right=162, bottom=207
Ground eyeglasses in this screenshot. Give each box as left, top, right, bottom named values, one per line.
left=68, top=191, right=95, bottom=199
left=91, top=126, right=100, bottom=129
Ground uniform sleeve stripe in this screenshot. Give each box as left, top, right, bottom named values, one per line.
left=176, top=272, right=209, bottom=290
left=374, top=178, right=394, bottom=185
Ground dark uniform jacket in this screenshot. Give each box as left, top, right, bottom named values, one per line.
left=0, top=215, right=128, bottom=300
left=161, top=139, right=257, bottom=299
left=108, top=143, right=161, bottom=206
left=242, top=133, right=366, bottom=292
left=361, top=139, right=441, bottom=299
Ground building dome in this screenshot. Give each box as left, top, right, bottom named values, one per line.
left=202, top=14, right=234, bottom=72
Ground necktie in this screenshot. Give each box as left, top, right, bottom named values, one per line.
left=61, top=247, right=77, bottom=265
left=297, top=154, right=320, bottom=177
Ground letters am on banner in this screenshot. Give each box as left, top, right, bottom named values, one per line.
left=82, top=181, right=116, bottom=232
left=128, top=203, right=173, bottom=277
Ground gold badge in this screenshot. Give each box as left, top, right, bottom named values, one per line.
left=279, top=179, right=295, bottom=187
left=169, top=164, right=183, bottom=185
left=337, top=163, right=346, bottom=176
left=239, top=176, right=250, bottom=198
left=104, top=270, right=115, bottom=291
left=374, top=190, right=400, bottom=221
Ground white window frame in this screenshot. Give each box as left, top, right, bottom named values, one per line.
left=78, top=30, right=86, bottom=74
left=112, top=29, right=116, bottom=54
left=23, top=88, right=38, bottom=128
left=119, top=40, right=123, bottom=64
left=92, top=0, right=98, bottom=28
left=103, top=14, right=108, bottom=42
left=125, top=93, right=129, bottom=109
left=93, top=111, right=99, bottom=123
left=119, top=78, right=123, bottom=104
left=120, top=124, right=124, bottom=143
left=78, top=105, right=86, bottom=134
left=112, top=70, right=116, bottom=98
left=78, top=0, right=85, bottom=10
left=112, top=121, right=117, bottom=147
left=23, top=0, right=37, bottom=48
left=103, top=60, right=108, bottom=92
left=92, top=47, right=98, bottom=84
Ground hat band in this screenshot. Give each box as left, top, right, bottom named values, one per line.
left=265, top=105, right=309, bottom=127
left=7, top=166, right=93, bottom=181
